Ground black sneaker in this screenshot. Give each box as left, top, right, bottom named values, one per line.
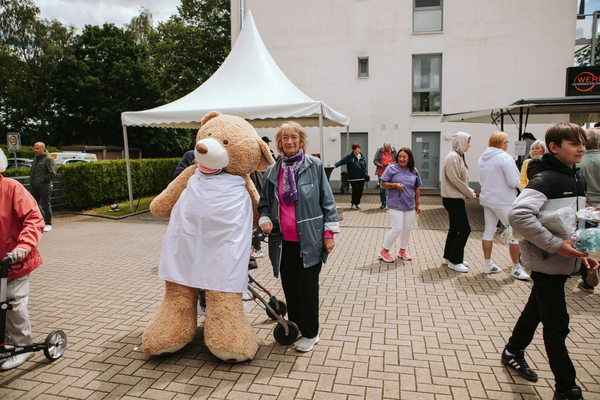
left=553, top=386, right=584, bottom=400
left=501, top=349, right=538, bottom=382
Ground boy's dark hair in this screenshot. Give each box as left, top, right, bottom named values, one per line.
left=545, top=122, right=586, bottom=154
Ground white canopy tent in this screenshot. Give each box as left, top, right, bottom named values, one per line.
left=120, top=10, right=350, bottom=212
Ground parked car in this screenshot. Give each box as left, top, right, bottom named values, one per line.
left=6, top=158, right=33, bottom=169
left=51, top=152, right=98, bottom=164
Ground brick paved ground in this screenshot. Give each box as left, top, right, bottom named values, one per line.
left=1, top=193, right=599, bottom=399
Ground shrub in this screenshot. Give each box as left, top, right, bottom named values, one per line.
left=1, top=145, right=62, bottom=159
left=1, top=158, right=180, bottom=209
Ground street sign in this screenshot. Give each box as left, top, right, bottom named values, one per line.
left=7, top=133, right=21, bottom=152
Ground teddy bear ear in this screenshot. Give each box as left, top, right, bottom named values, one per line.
left=201, top=111, right=222, bottom=126
left=255, top=137, right=275, bottom=171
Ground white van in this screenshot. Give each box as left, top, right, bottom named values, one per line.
left=51, top=152, right=98, bottom=164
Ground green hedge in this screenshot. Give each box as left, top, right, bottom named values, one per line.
left=1, top=145, right=62, bottom=159
left=2, top=158, right=180, bottom=209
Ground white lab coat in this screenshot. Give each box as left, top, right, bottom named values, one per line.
left=158, top=170, right=252, bottom=293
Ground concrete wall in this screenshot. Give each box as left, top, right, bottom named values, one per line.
left=231, top=0, right=577, bottom=188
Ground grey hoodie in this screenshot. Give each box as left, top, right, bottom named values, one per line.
left=441, top=132, right=475, bottom=199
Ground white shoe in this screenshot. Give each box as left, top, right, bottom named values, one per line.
left=511, top=265, right=530, bottom=280
left=442, top=259, right=468, bottom=268
left=351, top=204, right=357, bottom=210
left=357, top=204, right=361, bottom=209
left=296, top=335, right=319, bottom=352
left=447, top=262, right=469, bottom=273
left=43, top=225, right=52, bottom=232
left=1, top=352, right=33, bottom=371
left=483, top=264, right=503, bottom=274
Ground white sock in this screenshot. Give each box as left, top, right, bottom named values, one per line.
left=443, top=258, right=449, bottom=264
left=485, top=259, right=493, bottom=267
left=504, top=349, right=514, bottom=356
left=513, top=263, right=521, bottom=269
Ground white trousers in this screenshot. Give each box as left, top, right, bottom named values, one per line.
left=3, top=275, right=32, bottom=346
left=482, top=205, right=518, bottom=244
left=383, top=209, right=416, bottom=251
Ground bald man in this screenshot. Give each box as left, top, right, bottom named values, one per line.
left=29, top=142, right=57, bottom=232
left=373, top=141, right=397, bottom=209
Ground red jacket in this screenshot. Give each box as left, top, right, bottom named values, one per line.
left=0, top=174, right=44, bottom=280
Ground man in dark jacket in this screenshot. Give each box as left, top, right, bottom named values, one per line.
left=29, top=142, right=57, bottom=232
left=335, top=143, right=368, bottom=209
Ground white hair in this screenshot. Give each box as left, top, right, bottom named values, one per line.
left=0, top=151, right=7, bottom=172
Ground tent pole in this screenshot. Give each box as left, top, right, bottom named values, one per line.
left=519, top=107, right=523, bottom=141
left=122, top=125, right=134, bottom=213
left=346, top=126, right=349, bottom=154
left=319, top=106, right=324, bottom=159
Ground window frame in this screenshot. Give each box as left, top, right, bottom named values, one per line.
left=411, top=54, right=442, bottom=115
left=413, top=0, right=443, bottom=33
left=358, top=56, right=369, bottom=78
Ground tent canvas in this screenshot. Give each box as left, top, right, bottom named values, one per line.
left=119, top=10, right=350, bottom=212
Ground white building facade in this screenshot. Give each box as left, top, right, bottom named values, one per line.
left=231, top=0, right=577, bottom=189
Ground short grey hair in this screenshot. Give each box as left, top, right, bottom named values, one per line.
left=586, top=129, right=600, bottom=150
left=529, top=139, right=547, bottom=155
left=0, top=151, right=7, bottom=172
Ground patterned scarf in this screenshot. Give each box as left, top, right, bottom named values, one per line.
left=281, top=149, right=304, bottom=205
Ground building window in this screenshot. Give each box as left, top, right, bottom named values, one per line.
left=413, top=0, right=443, bottom=33
left=358, top=57, right=369, bottom=77
left=412, top=54, right=442, bottom=113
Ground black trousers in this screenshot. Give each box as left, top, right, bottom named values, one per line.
left=350, top=180, right=365, bottom=206
left=506, top=272, right=575, bottom=392
left=442, top=197, right=471, bottom=264
left=31, top=185, right=52, bottom=225
left=280, top=240, right=322, bottom=338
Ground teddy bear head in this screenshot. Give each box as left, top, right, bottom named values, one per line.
left=194, top=111, right=274, bottom=176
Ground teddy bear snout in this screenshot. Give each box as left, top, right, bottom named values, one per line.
left=196, top=142, right=208, bottom=154
left=194, top=138, right=230, bottom=171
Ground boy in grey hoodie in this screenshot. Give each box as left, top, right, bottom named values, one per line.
left=501, top=122, right=598, bottom=400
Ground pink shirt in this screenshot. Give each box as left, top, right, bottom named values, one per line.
left=278, top=166, right=333, bottom=242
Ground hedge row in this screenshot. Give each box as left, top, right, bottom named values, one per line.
left=1, top=145, right=62, bottom=159
left=2, top=158, right=180, bottom=209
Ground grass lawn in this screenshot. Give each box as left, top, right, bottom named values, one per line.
left=85, top=196, right=156, bottom=217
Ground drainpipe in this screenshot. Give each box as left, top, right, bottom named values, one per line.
left=239, top=0, right=245, bottom=32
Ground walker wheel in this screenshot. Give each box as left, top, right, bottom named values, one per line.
left=273, top=321, right=299, bottom=345
left=266, top=299, right=287, bottom=320
left=43, top=330, right=67, bottom=361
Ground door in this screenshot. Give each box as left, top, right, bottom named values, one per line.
left=411, top=132, right=440, bottom=189
left=340, top=132, right=369, bottom=188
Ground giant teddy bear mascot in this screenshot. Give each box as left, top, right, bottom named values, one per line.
left=143, top=111, right=274, bottom=362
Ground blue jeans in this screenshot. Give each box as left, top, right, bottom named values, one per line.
left=506, top=272, right=576, bottom=392
left=378, top=176, right=387, bottom=205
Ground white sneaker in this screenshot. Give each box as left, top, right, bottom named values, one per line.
left=43, top=225, right=52, bottom=232
left=357, top=204, right=361, bottom=209
left=511, top=265, right=530, bottom=280
left=1, top=352, right=33, bottom=370
left=296, top=335, right=319, bottom=352
left=351, top=204, right=357, bottom=210
left=483, top=264, right=503, bottom=274
left=447, top=262, right=469, bottom=273
left=442, top=259, right=468, bottom=268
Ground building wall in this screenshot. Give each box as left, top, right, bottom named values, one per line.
left=231, top=0, right=577, bottom=187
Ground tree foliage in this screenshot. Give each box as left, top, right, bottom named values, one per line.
left=0, top=0, right=231, bottom=157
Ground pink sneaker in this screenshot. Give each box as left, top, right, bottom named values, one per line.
left=377, top=251, right=394, bottom=263
left=398, top=250, right=412, bottom=261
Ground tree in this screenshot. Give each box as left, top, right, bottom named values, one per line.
left=125, top=7, right=153, bottom=46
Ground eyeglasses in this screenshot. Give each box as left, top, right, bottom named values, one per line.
left=503, top=141, right=510, bottom=144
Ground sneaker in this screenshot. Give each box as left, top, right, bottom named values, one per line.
left=398, top=250, right=412, bottom=261
left=483, top=264, right=503, bottom=274
left=442, top=259, right=468, bottom=268
left=511, top=265, right=530, bottom=280
left=501, top=349, right=538, bottom=382
left=296, top=335, right=319, bottom=352
left=447, top=262, right=468, bottom=273
left=0, top=352, right=33, bottom=371
left=43, top=225, right=52, bottom=232
left=357, top=204, right=361, bottom=209
left=250, top=249, right=264, bottom=259
left=377, top=251, right=394, bottom=263
left=578, top=279, right=594, bottom=293
left=552, top=386, right=584, bottom=400
left=380, top=204, right=386, bottom=209
left=351, top=204, right=357, bottom=210
left=586, top=269, right=600, bottom=287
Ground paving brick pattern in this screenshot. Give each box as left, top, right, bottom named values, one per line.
left=1, top=193, right=599, bottom=399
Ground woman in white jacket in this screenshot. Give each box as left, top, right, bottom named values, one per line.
left=477, top=131, right=529, bottom=280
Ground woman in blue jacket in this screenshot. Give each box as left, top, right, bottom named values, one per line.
left=335, top=143, right=368, bottom=209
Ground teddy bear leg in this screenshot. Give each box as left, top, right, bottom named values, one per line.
left=142, top=281, right=198, bottom=355
left=204, top=290, right=258, bottom=362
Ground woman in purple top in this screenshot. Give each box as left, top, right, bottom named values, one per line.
left=377, top=148, right=422, bottom=263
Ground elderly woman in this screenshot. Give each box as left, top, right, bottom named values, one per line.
left=0, top=150, right=45, bottom=370
left=334, top=143, right=368, bottom=209
left=519, top=139, right=547, bottom=191
left=377, top=147, right=422, bottom=262
left=258, top=122, right=339, bottom=352
left=477, top=131, right=529, bottom=280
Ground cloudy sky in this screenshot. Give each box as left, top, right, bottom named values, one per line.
left=37, top=0, right=181, bottom=30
